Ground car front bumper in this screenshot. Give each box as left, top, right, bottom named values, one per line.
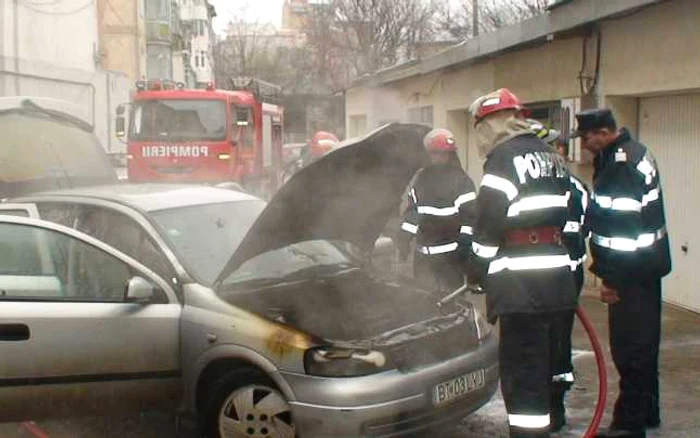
left=281, top=334, right=499, bottom=438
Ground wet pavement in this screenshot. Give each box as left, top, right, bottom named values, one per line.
left=2, top=291, right=699, bottom=437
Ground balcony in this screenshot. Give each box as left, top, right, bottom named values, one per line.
left=145, top=0, right=172, bottom=44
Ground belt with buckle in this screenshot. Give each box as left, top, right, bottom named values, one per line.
left=504, top=226, right=563, bottom=247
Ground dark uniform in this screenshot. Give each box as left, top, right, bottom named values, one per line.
left=550, top=172, right=590, bottom=428
left=399, top=161, right=477, bottom=292
left=469, top=133, right=578, bottom=437
left=582, top=116, right=671, bottom=434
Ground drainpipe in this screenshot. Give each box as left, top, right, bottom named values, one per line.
left=591, top=23, right=602, bottom=107
left=14, top=0, right=20, bottom=95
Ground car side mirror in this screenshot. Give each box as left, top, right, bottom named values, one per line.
left=115, top=117, right=126, bottom=138
left=125, top=276, right=154, bottom=304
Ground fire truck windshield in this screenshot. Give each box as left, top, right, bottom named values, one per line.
left=130, top=99, right=226, bottom=142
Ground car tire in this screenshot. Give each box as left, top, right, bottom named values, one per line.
left=200, top=369, right=296, bottom=438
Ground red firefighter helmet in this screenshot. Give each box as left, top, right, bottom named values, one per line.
left=470, top=88, right=529, bottom=123
left=424, top=128, right=457, bottom=152
left=310, top=131, right=340, bottom=158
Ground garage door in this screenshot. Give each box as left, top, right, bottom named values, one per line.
left=639, top=94, right=700, bottom=313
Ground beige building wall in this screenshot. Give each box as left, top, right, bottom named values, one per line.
left=97, top=0, right=146, bottom=83
left=345, top=0, right=700, bottom=178
left=600, top=0, right=700, bottom=97
left=494, top=36, right=583, bottom=103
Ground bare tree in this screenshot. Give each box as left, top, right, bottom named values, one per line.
left=480, top=0, right=550, bottom=32
left=309, top=0, right=441, bottom=76
left=436, top=0, right=550, bottom=40
left=213, top=5, right=274, bottom=81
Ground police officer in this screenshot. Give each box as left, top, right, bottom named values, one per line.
left=571, top=109, right=671, bottom=438
left=467, top=89, right=578, bottom=438
left=528, top=119, right=591, bottom=431
left=397, top=128, right=477, bottom=292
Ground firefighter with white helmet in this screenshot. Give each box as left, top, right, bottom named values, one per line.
left=397, top=128, right=477, bottom=292
left=466, top=89, right=579, bottom=437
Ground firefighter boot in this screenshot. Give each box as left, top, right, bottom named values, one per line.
left=549, top=395, right=566, bottom=432
left=549, top=383, right=568, bottom=432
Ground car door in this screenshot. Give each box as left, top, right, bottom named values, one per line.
left=0, top=215, right=182, bottom=422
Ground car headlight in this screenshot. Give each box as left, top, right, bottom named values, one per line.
left=304, top=347, right=390, bottom=377
left=474, top=308, right=493, bottom=341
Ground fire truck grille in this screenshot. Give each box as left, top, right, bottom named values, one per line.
left=150, top=165, right=194, bottom=174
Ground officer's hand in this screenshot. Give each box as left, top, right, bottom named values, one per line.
left=600, top=283, right=620, bottom=304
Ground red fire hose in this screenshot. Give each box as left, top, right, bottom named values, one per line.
left=576, top=305, right=608, bottom=438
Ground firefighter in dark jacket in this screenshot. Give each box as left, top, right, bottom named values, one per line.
left=529, top=119, right=591, bottom=431
left=397, top=128, right=477, bottom=292
left=467, top=89, right=579, bottom=438
left=571, top=109, right=671, bottom=438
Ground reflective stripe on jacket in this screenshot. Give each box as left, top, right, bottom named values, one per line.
left=468, top=134, right=578, bottom=319
left=399, top=163, right=477, bottom=258
left=587, top=128, right=671, bottom=288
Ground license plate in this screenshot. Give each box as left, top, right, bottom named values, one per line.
left=433, top=369, right=485, bottom=406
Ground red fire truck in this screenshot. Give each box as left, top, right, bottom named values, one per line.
left=116, top=78, right=284, bottom=197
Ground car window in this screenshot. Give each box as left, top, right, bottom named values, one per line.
left=0, top=209, right=30, bottom=217
left=74, top=206, right=175, bottom=284
left=0, top=222, right=132, bottom=301
left=150, top=200, right=266, bottom=285
left=37, top=202, right=81, bottom=227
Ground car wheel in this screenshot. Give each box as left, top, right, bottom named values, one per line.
left=202, top=370, right=296, bottom=438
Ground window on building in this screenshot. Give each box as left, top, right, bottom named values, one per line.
left=198, top=20, right=205, bottom=36
left=201, top=51, right=206, bottom=68
left=145, top=0, right=169, bottom=21
left=407, top=105, right=434, bottom=127
left=194, top=53, right=200, bottom=68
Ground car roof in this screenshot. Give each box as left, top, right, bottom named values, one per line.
left=15, top=184, right=261, bottom=212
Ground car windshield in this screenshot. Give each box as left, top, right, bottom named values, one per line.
left=218, top=239, right=356, bottom=288
left=150, top=200, right=265, bottom=284
left=130, top=99, right=226, bottom=142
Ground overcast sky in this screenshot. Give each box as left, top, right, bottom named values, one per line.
left=210, top=0, right=285, bottom=34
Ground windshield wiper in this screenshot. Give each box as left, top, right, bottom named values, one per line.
left=215, top=263, right=359, bottom=292
left=278, top=263, right=359, bottom=282
left=217, top=276, right=285, bottom=293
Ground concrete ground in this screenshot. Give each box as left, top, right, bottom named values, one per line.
left=2, top=292, right=699, bottom=437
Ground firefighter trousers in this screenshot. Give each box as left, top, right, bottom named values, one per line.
left=500, top=311, right=573, bottom=437
left=550, top=268, right=584, bottom=415
left=412, top=252, right=464, bottom=293
left=609, top=279, right=662, bottom=431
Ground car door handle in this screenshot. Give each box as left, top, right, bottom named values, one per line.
left=0, top=324, right=30, bottom=341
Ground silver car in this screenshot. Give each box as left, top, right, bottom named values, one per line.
left=0, top=124, right=498, bottom=437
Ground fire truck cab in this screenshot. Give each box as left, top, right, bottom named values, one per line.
left=116, top=78, right=284, bottom=197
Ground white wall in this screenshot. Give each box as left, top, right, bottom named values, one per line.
left=0, top=0, right=128, bottom=152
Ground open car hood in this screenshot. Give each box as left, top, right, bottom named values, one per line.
left=216, top=123, right=430, bottom=283
left=0, top=98, right=117, bottom=197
